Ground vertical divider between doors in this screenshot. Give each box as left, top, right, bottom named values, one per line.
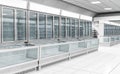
left=46, top=14, right=47, bottom=39
left=0, top=6, right=2, bottom=43
left=53, top=16, right=55, bottom=39
left=14, top=9, right=17, bottom=41
left=37, top=12, right=39, bottom=39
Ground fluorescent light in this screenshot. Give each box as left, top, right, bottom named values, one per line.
left=104, top=8, right=112, bottom=10
left=91, top=1, right=101, bottom=4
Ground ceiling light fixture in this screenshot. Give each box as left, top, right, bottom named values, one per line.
left=104, top=8, right=112, bottom=10
left=91, top=1, right=101, bottom=4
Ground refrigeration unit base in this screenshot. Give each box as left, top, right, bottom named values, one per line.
left=40, top=53, right=69, bottom=66
left=70, top=48, right=98, bottom=58
left=70, top=49, right=88, bottom=58
left=0, top=61, right=38, bottom=74
left=100, top=42, right=119, bottom=46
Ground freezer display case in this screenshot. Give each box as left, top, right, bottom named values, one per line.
left=101, top=23, right=120, bottom=46
left=69, top=41, right=87, bottom=57
left=85, top=39, right=99, bottom=52
left=39, top=43, right=69, bottom=66
left=100, top=35, right=120, bottom=46
left=39, top=38, right=99, bottom=66
left=100, top=36, right=111, bottom=46
left=110, top=36, right=120, bottom=45
left=69, top=38, right=98, bottom=57
left=0, top=45, right=39, bottom=74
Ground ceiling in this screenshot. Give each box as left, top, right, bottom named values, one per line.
left=62, top=0, right=120, bottom=13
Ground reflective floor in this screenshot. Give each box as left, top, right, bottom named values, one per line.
left=27, top=44, right=120, bottom=74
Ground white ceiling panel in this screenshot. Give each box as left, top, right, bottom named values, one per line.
left=63, top=0, right=120, bottom=13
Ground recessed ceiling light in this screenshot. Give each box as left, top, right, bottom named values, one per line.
left=104, top=8, right=112, bottom=10
left=91, top=1, right=101, bottom=4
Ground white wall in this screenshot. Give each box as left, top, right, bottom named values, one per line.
left=93, top=21, right=104, bottom=37
left=94, top=16, right=120, bottom=21
left=0, top=0, right=94, bottom=20
left=30, top=0, right=96, bottom=16
left=0, top=0, right=27, bottom=9
left=30, top=2, right=93, bottom=21
left=94, top=13, right=120, bottom=21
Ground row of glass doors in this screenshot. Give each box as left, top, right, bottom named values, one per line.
left=104, top=24, right=120, bottom=36
left=0, top=6, right=93, bottom=42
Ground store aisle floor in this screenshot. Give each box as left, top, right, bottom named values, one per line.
left=27, top=44, right=120, bottom=74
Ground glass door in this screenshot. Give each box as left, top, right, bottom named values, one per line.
left=3, top=8, right=15, bottom=41
left=61, top=17, right=66, bottom=38
left=16, top=10, right=26, bottom=40
left=71, top=19, right=75, bottom=38
left=46, top=15, right=53, bottom=39
left=66, top=18, right=71, bottom=38
left=54, top=16, right=59, bottom=38
left=75, top=19, right=79, bottom=38
left=39, top=14, right=46, bottom=39
left=80, top=20, right=84, bottom=37
left=29, top=11, right=37, bottom=40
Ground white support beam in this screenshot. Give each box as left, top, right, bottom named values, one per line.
left=94, top=13, right=120, bottom=21
left=94, top=16, right=120, bottom=21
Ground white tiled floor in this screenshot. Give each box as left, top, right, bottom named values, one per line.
left=27, top=44, right=120, bottom=74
